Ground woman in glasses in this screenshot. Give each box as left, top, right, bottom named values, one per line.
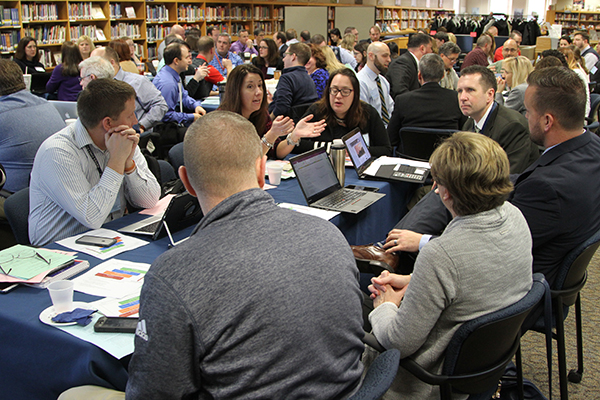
left=295, top=68, right=392, bottom=157
left=251, top=38, right=283, bottom=79
left=13, top=37, right=46, bottom=74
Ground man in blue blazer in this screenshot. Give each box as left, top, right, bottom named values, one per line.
left=353, top=67, right=600, bottom=287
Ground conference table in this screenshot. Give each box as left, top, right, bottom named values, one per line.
left=0, top=167, right=420, bottom=400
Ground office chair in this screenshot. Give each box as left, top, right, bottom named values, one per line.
left=289, top=103, right=314, bottom=124
left=364, top=274, right=547, bottom=400
left=528, top=228, right=600, bottom=400
left=398, top=127, right=456, bottom=161
left=584, top=93, right=600, bottom=134
left=4, top=187, right=30, bottom=245
left=168, top=142, right=185, bottom=172
left=349, top=348, right=401, bottom=400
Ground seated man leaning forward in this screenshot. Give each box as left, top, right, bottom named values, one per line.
left=365, top=131, right=533, bottom=399
left=29, top=78, right=161, bottom=246
left=125, top=111, right=364, bottom=398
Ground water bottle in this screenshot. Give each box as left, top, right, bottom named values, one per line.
left=331, top=139, right=345, bottom=186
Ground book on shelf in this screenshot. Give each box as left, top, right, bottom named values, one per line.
left=0, top=30, right=20, bottom=51
left=96, top=29, right=106, bottom=40
left=111, top=23, right=141, bottom=39
left=22, top=3, right=59, bottom=22
left=110, top=3, right=121, bottom=19
left=125, top=6, right=136, bottom=19
left=92, top=5, right=106, bottom=19
left=1, top=6, right=20, bottom=26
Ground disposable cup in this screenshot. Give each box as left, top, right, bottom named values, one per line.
left=267, top=164, right=283, bottom=186
left=47, top=280, right=74, bottom=314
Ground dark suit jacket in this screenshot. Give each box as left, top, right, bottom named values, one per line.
left=394, top=131, right=600, bottom=288
left=387, top=82, right=467, bottom=148
left=386, top=51, right=419, bottom=99
left=463, top=103, right=539, bottom=174
left=278, top=43, right=288, bottom=58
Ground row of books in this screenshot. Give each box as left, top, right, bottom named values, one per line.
left=230, top=6, right=252, bottom=20
left=178, top=5, right=204, bottom=22
left=110, top=4, right=137, bottom=19
left=206, top=6, right=228, bottom=21
left=110, top=23, right=141, bottom=39
left=0, top=30, right=20, bottom=51
left=1, top=6, right=20, bottom=26
left=24, top=25, right=66, bottom=44
left=132, top=41, right=143, bottom=58
left=39, top=48, right=60, bottom=67
left=146, top=5, right=169, bottom=22
left=252, top=21, right=283, bottom=35
left=146, top=24, right=171, bottom=41
left=68, top=3, right=105, bottom=20
left=22, top=3, right=59, bottom=22
left=69, top=24, right=97, bottom=39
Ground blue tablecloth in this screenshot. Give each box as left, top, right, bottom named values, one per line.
left=0, top=168, right=418, bottom=399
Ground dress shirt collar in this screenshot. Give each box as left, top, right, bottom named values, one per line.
left=73, top=118, right=99, bottom=150
left=364, top=65, right=381, bottom=81
left=474, top=101, right=496, bottom=131
left=114, top=67, right=125, bottom=80
left=408, top=50, right=420, bottom=67
left=163, top=65, right=181, bottom=82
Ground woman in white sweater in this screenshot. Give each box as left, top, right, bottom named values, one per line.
left=366, top=132, right=533, bottom=400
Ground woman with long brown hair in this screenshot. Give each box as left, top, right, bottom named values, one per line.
left=296, top=68, right=392, bottom=157
left=46, top=41, right=83, bottom=101
left=251, top=38, right=283, bottom=79
left=13, top=36, right=45, bottom=74
left=220, top=64, right=325, bottom=159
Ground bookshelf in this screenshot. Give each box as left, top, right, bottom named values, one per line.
left=375, top=6, right=453, bottom=33
left=546, top=10, right=600, bottom=33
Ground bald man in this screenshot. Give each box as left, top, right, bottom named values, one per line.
left=157, top=24, right=185, bottom=61
left=357, top=41, right=394, bottom=127
left=488, top=38, right=520, bottom=72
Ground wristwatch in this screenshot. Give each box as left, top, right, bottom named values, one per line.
left=286, top=133, right=300, bottom=146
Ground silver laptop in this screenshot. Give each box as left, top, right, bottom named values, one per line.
left=119, top=192, right=203, bottom=240
left=289, top=146, right=385, bottom=214
left=49, top=101, right=78, bottom=121
left=342, top=129, right=430, bottom=183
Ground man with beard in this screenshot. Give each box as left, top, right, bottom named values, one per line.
left=387, top=54, right=466, bottom=148
left=357, top=41, right=394, bottom=127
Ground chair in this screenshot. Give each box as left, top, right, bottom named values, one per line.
left=365, top=274, right=547, bottom=400
left=289, top=103, right=314, bottom=124
left=168, top=142, right=185, bottom=172
left=398, top=127, right=456, bottom=161
left=4, top=187, right=30, bottom=245
left=584, top=93, right=600, bottom=133
left=349, top=348, right=401, bottom=400
left=529, top=228, right=600, bottom=400
left=158, top=159, right=177, bottom=183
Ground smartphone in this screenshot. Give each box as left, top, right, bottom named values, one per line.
left=94, top=316, right=139, bottom=333
left=75, top=235, right=117, bottom=247
left=345, top=185, right=380, bottom=192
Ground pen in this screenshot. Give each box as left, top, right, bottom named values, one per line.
left=35, top=251, right=51, bottom=265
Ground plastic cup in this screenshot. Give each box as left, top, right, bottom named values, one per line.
left=23, top=74, right=32, bottom=91
left=267, top=164, right=283, bottom=186
left=47, top=280, right=74, bottom=314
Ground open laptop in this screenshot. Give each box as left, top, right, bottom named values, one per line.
left=342, top=128, right=430, bottom=183
left=49, top=101, right=78, bottom=121
left=119, top=192, right=203, bottom=240
left=289, top=146, right=385, bottom=214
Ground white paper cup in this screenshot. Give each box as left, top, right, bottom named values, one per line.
left=48, top=280, right=74, bottom=313
left=267, top=164, right=283, bottom=186
left=23, top=74, right=32, bottom=91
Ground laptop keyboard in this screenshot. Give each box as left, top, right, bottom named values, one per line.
left=135, top=220, right=161, bottom=233
left=318, top=189, right=363, bottom=208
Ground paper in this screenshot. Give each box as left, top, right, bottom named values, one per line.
left=72, top=259, right=150, bottom=298
left=0, top=245, right=76, bottom=281
left=364, top=156, right=430, bottom=177
left=139, top=194, right=174, bottom=215
left=57, top=228, right=148, bottom=260
left=94, top=291, right=141, bottom=318
left=56, top=312, right=135, bottom=359
left=201, top=96, right=220, bottom=106
left=278, top=202, right=339, bottom=220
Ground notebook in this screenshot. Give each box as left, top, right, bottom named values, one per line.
left=118, top=192, right=203, bottom=240
left=49, top=101, right=78, bottom=121
left=289, top=146, right=385, bottom=214
left=342, top=128, right=430, bottom=183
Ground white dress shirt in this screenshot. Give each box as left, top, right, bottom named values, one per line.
left=357, top=65, right=394, bottom=127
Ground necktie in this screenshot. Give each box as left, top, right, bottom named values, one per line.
left=375, top=76, right=390, bottom=125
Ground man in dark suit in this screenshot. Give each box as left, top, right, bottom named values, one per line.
left=274, top=31, right=288, bottom=58
left=386, top=33, right=432, bottom=99
left=352, top=66, right=600, bottom=288
left=387, top=53, right=466, bottom=148
left=458, top=65, right=538, bottom=174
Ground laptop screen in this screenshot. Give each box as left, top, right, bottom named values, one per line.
left=290, top=147, right=340, bottom=201
left=344, top=129, right=372, bottom=170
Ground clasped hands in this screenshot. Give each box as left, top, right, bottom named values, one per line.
left=368, top=270, right=411, bottom=308
left=105, top=125, right=139, bottom=174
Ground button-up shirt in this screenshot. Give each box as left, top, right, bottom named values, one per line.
left=230, top=40, right=258, bottom=56
left=357, top=66, right=394, bottom=127
left=153, top=65, right=203, bottom=126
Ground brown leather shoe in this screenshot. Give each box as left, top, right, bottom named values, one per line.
left=351, top=243, right=399, bottom=272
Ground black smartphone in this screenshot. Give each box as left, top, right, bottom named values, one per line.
left=75, top=235, right=117, bottom=247
left=94, top=316, right=139, bottom=333
left=345, top=185, right=380, bottom=193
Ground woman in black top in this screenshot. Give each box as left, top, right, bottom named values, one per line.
left=251, top=38, right=283, bottom=79
left=297, top=68, right=392, bottom=157
left=13, top=37, right=45, bottom=74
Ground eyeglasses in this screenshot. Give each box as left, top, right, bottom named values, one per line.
left=79, top=74, right=92, bottom=82
left=0, top=249, right=51, bottom=276
left=330, top=87, right=353, bottom=97
left=259, top=46, right=269, bottom=49
left=443, top=54, right=459, bottom=63
left=284, top=52, right=293, bottom=56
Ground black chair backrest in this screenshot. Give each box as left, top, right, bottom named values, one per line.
left=442, top=275, right=546, bottom=394
left=4, top=187, right=30, bottom=245
left=554, top=228, right=600, bottom=305
left=290, top=103, right=314, bottom=124
left=399, top=127, right=456, bottom=161
left=168, top=142, right=185, bottom=172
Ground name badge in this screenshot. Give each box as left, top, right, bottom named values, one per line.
left=35, top=66, right=46, bottom=72
left=267, top=67, right=276, bottom=76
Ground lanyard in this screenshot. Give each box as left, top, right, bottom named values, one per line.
left=85, top=145, right=103, bottom=176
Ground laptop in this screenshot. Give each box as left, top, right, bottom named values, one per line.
left=289, top=147, right=385, bottom=214
left=119, top=192, right=203, bottom=240
left=342, top=128, right=430, bottom=183
left=49, top=101, right=78, bottom=121
left=30, top=72, right=52, bottom=95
